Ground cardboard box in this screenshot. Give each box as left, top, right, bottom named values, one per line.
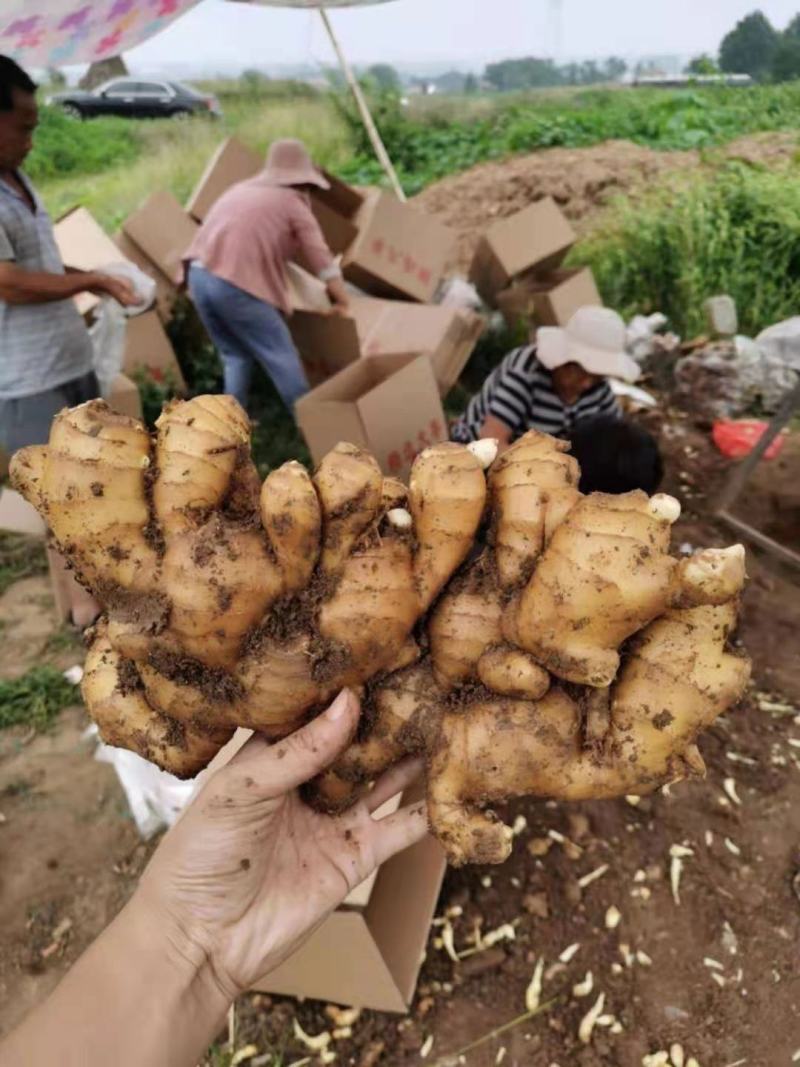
left=342, top=191, right=455, bottom=304
left=107, top=373, right=143, bottom=421
left=531, top=267, right=602, bottom=326
left=123, top=310, right=186, bottom=392
left=354, top=298, right=483, bottom=395
left=122, top=190, right=199, bottom=287
left=201, top=728, right=446, bottom=1012
left=311, top=197, right=360, bottom=257
left=497, top=266, right=602, bottom=329
left=296, top=354, right=448, bottom=482
left=0, top=486, right=47, bottom=537
left=313, top=169, right=365, bottom=220
left=186, top=136, right=262, bottom=222
left=114, top=230, right=177, bottom=324
left=54, top=206, right=135, bottom=317
left=287, top=270, right=482, bottom=395
left=470, top=197, right=576, bottom=306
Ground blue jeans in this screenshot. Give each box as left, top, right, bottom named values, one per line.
left=188, top=263, right=309, bottom=413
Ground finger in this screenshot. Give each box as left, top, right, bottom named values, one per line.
left=369, top=801, right=430, bottom=868
left=363, top=757, right=424, bottom=815
left=225, top=690, right=361, bottom=798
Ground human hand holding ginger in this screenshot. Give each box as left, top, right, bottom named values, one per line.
left=0, top=689, right=427, bottom=1067
left=138, top=687, right=427, bottom=998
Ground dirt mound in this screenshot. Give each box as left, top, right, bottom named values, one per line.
left=415, top=133, right=799, bottom=274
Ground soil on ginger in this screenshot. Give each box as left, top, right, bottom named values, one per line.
left=0, top=420, right=799, bottom=1065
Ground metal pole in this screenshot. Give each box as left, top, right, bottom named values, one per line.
left=715, top=376, right=800, bottom=570
left=318, top=5, right=406, bottom=202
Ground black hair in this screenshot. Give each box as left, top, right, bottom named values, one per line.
left=0, top=56, right=37, bottom=112
left=567, top=415, right=664, bottom=496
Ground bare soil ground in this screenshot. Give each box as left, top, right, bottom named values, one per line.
left=1, top=409, right=798, bottom=1066
left=415, top=133, right=800, bottom=275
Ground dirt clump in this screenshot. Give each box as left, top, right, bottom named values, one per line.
left=415, top=133, right=800, bottom=275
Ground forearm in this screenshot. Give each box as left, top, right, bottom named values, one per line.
left=0, top=895, right=230, bottom=1067
left=0, top=266, right=100, bottom=305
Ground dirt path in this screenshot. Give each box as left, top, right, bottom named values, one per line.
left=0, top=416, right=798, bottom=1063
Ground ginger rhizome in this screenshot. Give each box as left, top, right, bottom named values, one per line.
left=311, top=430, right=750, bottom=865
left=11, top=396, right=486, bottom=778
left=12, top=407, right=750, bottom=866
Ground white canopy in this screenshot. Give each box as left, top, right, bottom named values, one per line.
left=1, top=0, right=405, bottom=197
left=0, top=0, right=395, bottom=68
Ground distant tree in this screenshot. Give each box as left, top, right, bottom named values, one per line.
left=464, top=72, right=479, bottom=94
left=785, top=13, right=800, bottom=37
left=240, top=69, right=270, bottom=93
left=484, top=56, right=562, bottom=91
left=685, top=53, right=719, bottom=75
left=366, top=63, right=401, bottom=92
left=771, top=34, right=800, bottom=80
left=433, top=70, right=468, bottom=94
left=719, top=11, right=779, bottom=79
left=602, top=56, right=628, bottom=81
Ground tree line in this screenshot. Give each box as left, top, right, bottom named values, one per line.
left=689, top=10, right=800, bottom=82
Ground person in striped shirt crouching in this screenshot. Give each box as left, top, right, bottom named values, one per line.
left=451, top=306, right=640, bottom=451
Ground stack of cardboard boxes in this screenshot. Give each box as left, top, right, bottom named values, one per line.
left=470, top=195, right=602, bottom=328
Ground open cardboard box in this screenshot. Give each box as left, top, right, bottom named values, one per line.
left=342, top=191, right=455, bottom=304
left=309, top=171, right=364, bottom=257
left=288, top=266, right=482, bottom=395
left=122, top=190, right=199, bottom=287
left=497, top=266, right=602, bottom=329
left=296, top=354, right=448, bottom=482
left=54, top=206, right=136, bottom=318
left=470, top=196, right=576, bottom=306
left=186, top=136, right=262, bottom=222
left=124, top=310, right=187, bottom=392
left=203, top=728, right=446, bottom=1012
left=354, top=298, right=483, bottom=395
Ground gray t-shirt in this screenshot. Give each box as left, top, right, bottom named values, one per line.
left=0, top=173, right=93, bottom=399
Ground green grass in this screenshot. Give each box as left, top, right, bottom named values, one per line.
left=572, top=159, right=800, bottom=337
left=0, top=665, right=80, bottom=732
left=38, top=91, right=352, bottom=231
left=0, top=532, right=48, bottom=596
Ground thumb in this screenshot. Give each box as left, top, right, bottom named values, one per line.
left=230, top=690, right=361, bottom=799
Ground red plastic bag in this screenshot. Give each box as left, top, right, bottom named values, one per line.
left=712, top=420, right=787, bottom=461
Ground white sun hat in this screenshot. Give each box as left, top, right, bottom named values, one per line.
left=537, top=306, right=641, bottom=383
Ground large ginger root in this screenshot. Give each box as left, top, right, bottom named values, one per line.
left=311, top=429, right=750, bottom=864
left=11, top=397, right=488, bottom=778
left=428, top=602, right=751, bottom=864
left=13, top=408, right=751, bottom=865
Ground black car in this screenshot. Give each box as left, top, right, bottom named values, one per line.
left=48, top=78, right=222, bottom=120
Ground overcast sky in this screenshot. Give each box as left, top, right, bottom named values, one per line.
left=127, top=0, right=800, bottom=71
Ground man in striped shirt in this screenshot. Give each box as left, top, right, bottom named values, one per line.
left=452, top=306, right=639, bottom=449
